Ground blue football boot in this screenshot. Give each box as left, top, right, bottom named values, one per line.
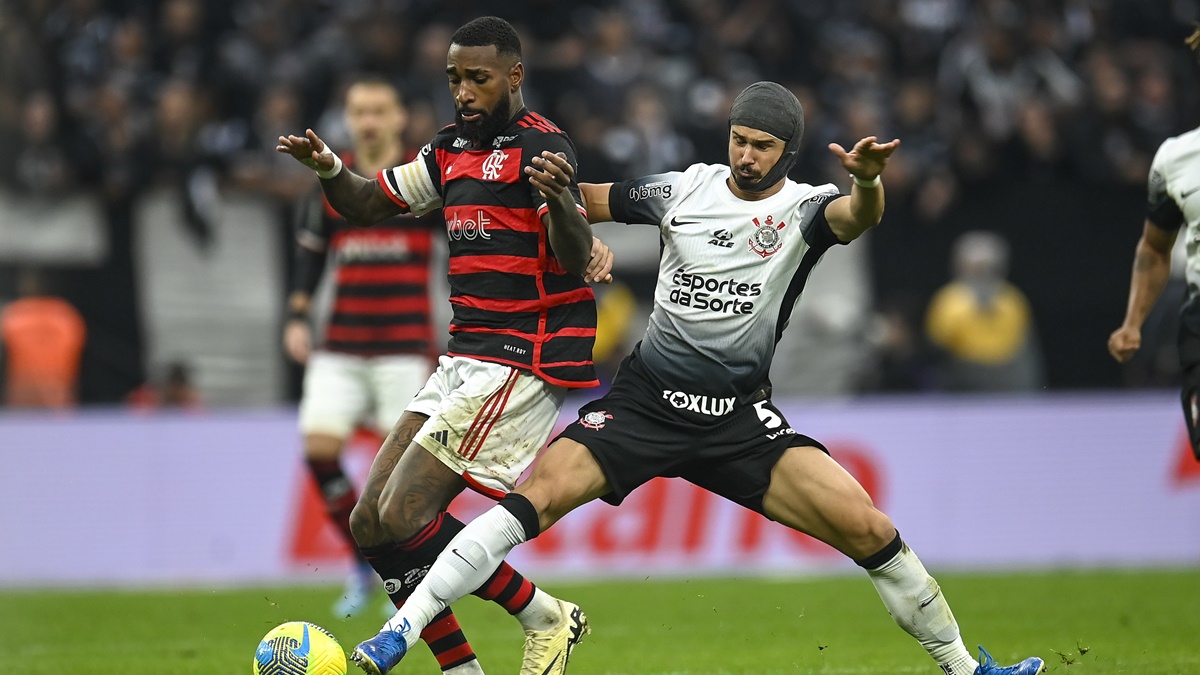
left=350, top=621, right=411, bottom=675
left=974, top=646, right=1045, bottom=675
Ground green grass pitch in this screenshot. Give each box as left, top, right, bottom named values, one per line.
left=2, top=569, right=1198, bottom=674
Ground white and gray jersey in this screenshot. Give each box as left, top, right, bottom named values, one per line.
left=608, top=163, right=844, bottom=401
left=1148, top=127, right=1200, bottom=320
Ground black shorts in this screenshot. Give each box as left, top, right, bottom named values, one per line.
left=554, top=353, right=827, bottom=516
left=1178, top=321, right=1200, bottom=460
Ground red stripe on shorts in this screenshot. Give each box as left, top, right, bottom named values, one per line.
left=458, top=369, right=517, bottom=460
left=463, top=370, right=519, bottom=461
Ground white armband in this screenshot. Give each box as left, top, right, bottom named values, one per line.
left=316, top=151, right=343, bottom=179
left=380, top=159, right=443, bottom=217
left=851, top=173, right=881, bottom=188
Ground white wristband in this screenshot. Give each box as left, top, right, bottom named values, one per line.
left=316, top=151, right=343, bottom=179
left=851, top=173, right=880, bottom=188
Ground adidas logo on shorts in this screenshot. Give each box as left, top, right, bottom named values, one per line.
left=430, top=429, right=449, bottom=446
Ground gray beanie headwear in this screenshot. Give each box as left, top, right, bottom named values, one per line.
left=728, top=82, right=805, bottom=192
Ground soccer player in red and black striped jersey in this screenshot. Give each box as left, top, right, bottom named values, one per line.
left=278, top=16, right=611, bottom=675
left=285, top=76, right=488, bottom=675
left=367, top=83, right=1042, bottom=675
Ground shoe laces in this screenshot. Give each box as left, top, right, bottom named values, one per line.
left=977, top=646, right=996, bottom=669
left=522, top=627, right=553, bottom=663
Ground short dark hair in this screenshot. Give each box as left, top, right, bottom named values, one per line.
left=346, top=73, right=403, bottom=104
left=451, top=16, right=521, bottom=59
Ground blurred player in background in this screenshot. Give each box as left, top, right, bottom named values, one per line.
left=279, top=17, right=612, bottom=675
left=284, top=75, right=487, bottom=674
left=0, top=268, right=86, bottom=408
left=1109, top=26, right=1200, bottom=462
left=360, top=82, right=1045, bottom=675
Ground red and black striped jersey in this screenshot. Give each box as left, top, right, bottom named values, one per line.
left=377, top=109, right=598, bottom=388
left=296, top=152, right=437, bottom=356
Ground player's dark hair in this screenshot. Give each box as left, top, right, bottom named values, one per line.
left=347, top=73, right=403, bottom=102
left=451, top=16, right=522, bottom=59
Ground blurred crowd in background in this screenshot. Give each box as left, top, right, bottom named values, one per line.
left=0, top=0, right=1197, bottom=408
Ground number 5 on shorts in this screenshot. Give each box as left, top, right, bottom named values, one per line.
left=753, top=401, right=782, bottom=429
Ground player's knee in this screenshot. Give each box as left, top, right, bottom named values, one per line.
left=376, top=490, right=435, bottom=542
left=841, top=506, right=896, bottom=560
left=348, top=499, right=380, bottom=548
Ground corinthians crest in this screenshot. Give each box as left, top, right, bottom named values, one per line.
left=748, top=215, right=787, bottom=258
left=579, top=410, right=613, bottom=429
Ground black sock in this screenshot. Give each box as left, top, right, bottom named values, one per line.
left=361, top=516, right=481, bottom=671
left=305, top=457, right=367, bottom=565
left=854, top=531, right=904, bottom=570
left=363, top=511, right=538, bottom=616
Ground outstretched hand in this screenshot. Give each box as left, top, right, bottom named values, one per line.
left=526, top=151, right=574, bottom=201
left=276, top=129, right=335, bottom=173
left=828, top=136, right=901, bottom=181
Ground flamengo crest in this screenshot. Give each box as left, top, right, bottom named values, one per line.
left=481, top=150, right=508, bottom=180
left=748, top=215, right=786, bottom=258
left=579, top=410, right=613, bottom=429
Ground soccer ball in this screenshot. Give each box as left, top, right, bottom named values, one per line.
left=252, top=621, right=347, bottom=675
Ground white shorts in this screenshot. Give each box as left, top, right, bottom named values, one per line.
left=299, top=351, right=433, bottom=438
left=407, top=355, right=567, bottom=498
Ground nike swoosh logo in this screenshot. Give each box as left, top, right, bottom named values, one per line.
left=291, top=623, right=311, bottom=660
left=450, top=548, right=477, bottom=570
left=669, top=217, right=698, bottom=227
left=540, top=652, right=562, bottom=675
left=919, top=588, right=941, bottom=609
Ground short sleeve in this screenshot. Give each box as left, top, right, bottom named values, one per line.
left=1147, top=144, right=1184, bottom=231
left=378, top=140, right=444, bottom=217
left=526, top=133, right=587, bottom=219
left=798, top=189, right=845, bottom=250
left=608, top=172, right=685, bottom=226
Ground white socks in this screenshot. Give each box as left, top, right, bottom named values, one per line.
left=384, top=504, right=530, bottom=648
left=865, top=544, right=979, bottom=675
left=514, top=587, right=562, bottom=632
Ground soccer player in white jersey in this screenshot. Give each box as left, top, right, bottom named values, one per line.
left=1110, top=27, right=1200, bottom=460
left=351, top=82, right=1045, bottom=675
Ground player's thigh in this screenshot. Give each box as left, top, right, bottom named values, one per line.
left=351, top=409, right=430, bottom=544
left=299, top=351, right=371, bottom=440
left=761, top=445, right=894, bottom=559
left=412, top=357, right=567, bottom=498
left=362, top=410, right=430, bottom=502
left=368, top=354, right=434, bottom=435
left=376, top=430, right=468, bottom=537
left=516, top=437, right=612, bottom=531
